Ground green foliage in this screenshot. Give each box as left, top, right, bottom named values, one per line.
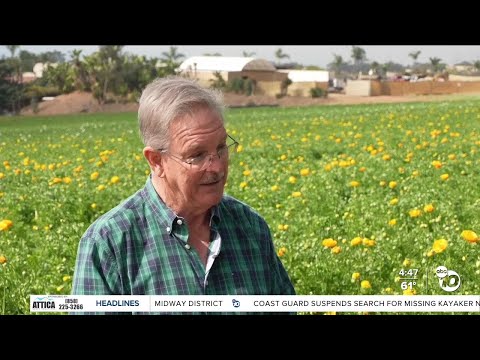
left=310, top=87, right=327, bottom=98
left=209, top=71, right=227, bottom=90
left=227, top=78, right=256, bottom=95
left=278, top=77, right=292, bottom=97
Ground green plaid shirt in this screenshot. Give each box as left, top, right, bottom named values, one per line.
left=72, top=176, right=295, bottom=314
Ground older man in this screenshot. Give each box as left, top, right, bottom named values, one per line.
left=72, top=76, right=295, bottom=313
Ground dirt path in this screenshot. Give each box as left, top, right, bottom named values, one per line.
left=21, top=91, right=480, bottom=116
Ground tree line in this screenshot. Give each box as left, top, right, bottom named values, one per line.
left=0, top=46, right=185, bottom=115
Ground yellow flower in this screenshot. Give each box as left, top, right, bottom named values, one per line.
left=240, top=181, right=248, bottom=189
left=359, top=167, right=366, bottom=172
left=52, top=177, right=63, bottom=184
left=379, top=180, right=387, bottom=187
left=280, top=154, right=287, bottom=161
left=0, top=219, right=13, bottom=231
left=364, top=238, right=376, bottom=247
left=350, top=237, right=362, bottom=246
left=91, top=203, right=97, bottom=209
left=322, top=238, right=337, bottom=248
left=409, top=209, right=422, bottom=218
left=361, top=280, right=371, bottom=289
left=350, top=180, right=360, bottom=187
left=0, top=172, right=4, bottom=179
left=236, top=145, right=243, bottom=153
left=300, top=168, right=310, bottom=176
left=424, top=204, right=435, bottom=213
left=440, top=173, right=449, bottom=181
left=352, top=272, right=361, bottom=281
left=403, top=258, right=412, bottom=267
left=331, top=246, right=341, bottom=254
left=412, top=170, right=420, bottom=177
left=110, top=176, right=120, bottom=184
left=384, top=288, right=393, bottom=294
left=63, top=275, right=71, bottom=282
left=288, top=176, right=297, bottom=184
left=63, top=177, right=72, bottom=184
left=389, top=219, right=397, bottom=226
left=382, top=154, right=391, bottom=161
left=277, top=247, right=287, bottom=257
left=292, top=191, right=302, bottom=198
left=432, top=160, right=442, bottom=169
left=271, top=185, right=279, bottom=191
left=97, top=184, right=106, bottom=191
left=403, top=288, right=416, bottom=295
left=388, top=181, right=397, bottom=189
left=432, top=239, right=448, bottom=253
left=461, top=230, right=478, bottom=243
left=0, top=255, right=7, bottom=264
left=389, top=198, right=399, bottom=206
left=90, top=172, right=99, bottom=180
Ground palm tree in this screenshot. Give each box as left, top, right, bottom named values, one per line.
left=242, top=51, right=256, bottom=57
left=161, top=46, right=185, bottom=75
left=161, top=46, right=185, bottom=63
left=351, top=46, right=366, bottom=65
left=5, top=45, right=22, bottom=84
left=330, top=54, right=345, bottom=78
left=275, top=48, right=290, bottom=63
left=429, top=57, right=443, bottom=73
left=408, top=50, right=421, bottom=65
left=70, top=49, right=89, bottom=91
left=5, top=45, right=20, bottom=58
left=473, top=60, right=480, bottom=73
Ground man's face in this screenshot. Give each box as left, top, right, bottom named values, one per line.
left=161, top=107, right=229, bottom=212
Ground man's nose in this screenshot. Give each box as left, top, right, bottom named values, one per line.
left=205, top=154, right=224, bottom=171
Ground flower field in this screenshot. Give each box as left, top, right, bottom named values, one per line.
left=0, top=99, right=479, bottom=314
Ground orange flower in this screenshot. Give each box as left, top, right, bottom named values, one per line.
left=424, top=204, right=435, bottom=213
left=432, top=239, right=448, bottom=253
left=461, top=230, right=478, bottom=244
left=322, top=238, right=337, bottom=248
left=0, top=219, right=13, bottom=231
left=277, top=247, right=287, bottom=257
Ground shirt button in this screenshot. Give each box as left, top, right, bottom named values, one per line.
left=166, top=226, right=171, bottom=232
left=176, top=219, right=183, bottom=225
left=185, top=244, right=191, bottom=250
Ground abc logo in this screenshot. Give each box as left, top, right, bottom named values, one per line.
left=232, top=299, right=240, bottom=308
left=435, top=266, right=461, bottom=292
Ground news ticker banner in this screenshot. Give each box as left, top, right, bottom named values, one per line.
left=30, top=295, right=480, bottom=313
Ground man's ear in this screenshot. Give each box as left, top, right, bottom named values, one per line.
left=143, top=147, right=165, bottom=177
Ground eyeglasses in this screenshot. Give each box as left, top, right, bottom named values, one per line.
left=159, top=134, right=239, bottom=172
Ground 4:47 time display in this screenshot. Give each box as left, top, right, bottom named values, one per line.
left=399, top=269, right=418, bottom=277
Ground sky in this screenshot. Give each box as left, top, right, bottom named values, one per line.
left=1, top=45, right=479, bottom=68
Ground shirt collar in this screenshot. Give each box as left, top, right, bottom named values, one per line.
left=143, top=175, right=222, bottom=233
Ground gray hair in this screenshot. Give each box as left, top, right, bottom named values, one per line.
left=138, top=76, right=225, bottom=150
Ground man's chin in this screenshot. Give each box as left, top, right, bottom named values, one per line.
left=200, top=190, right=224, bottom=207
